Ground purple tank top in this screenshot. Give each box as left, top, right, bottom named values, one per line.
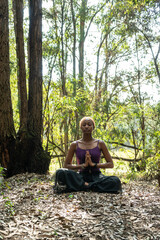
left=75, top=141, right=101, bottom=173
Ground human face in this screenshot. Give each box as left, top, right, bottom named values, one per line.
left=80, top=119, right=94, bottom=133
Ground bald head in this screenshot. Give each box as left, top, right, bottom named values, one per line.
left=79, top=117, right=95, bottom=129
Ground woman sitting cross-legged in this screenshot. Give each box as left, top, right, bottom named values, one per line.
left=53, top=117, right=122, bottom=194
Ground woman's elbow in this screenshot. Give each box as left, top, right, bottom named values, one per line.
left=107, top=161, right=114, bottom=168
left=63, top=162, right=68, bottom=168
left=111, top=162, right=114, bottom=168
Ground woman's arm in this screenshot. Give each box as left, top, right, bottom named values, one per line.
left=97, top=140, right=114, bottom=169
left=63, top=142, right=87, bottom=170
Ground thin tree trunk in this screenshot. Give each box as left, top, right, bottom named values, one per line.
left=70, top=0, right=76, bottom=96
left=135, top=34, right=146, bottom=170
left=60, top=0, right=67, bottom=96
left=136, top=27, right=160, bottom=84
left=78, top=0, right=87, bottom=88
left=59, top=0, right=69, bottom=153
left=94, top=33, right=108, bottom=111
left=70, top=0, right=79, bottom=139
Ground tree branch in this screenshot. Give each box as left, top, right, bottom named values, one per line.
left=84, top=3, right=106, bottom=40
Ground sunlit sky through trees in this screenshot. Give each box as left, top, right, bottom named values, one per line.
left=41, top=0, right=160, bottom=103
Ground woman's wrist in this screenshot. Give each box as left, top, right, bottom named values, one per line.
left=65, top=164, right=87, bottom=170
left=93, top=162, right=97, bottom=167
left=80, top=163, right=98, bottom=169
left=81, top=163, right=86, bottom=169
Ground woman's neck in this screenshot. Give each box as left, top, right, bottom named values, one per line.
left=81, top=134, right=94, bottom=142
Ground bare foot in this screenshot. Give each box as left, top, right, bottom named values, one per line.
left=84, top=182, right=89, bottom=186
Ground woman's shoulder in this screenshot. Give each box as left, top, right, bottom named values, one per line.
left=98, top=140, right=107, bottom=148
left=70, top=141, right=77, bottom=146
left=67, top=141, right=77, bottom=153
left=94, top=139, right=104, bottom=143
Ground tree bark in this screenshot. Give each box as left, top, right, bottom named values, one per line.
left=136, top=26, right=160, bottom=84
left=27, top=0, right=50, bottom=173
left=0, top=0, right=50, bottom=177
left=60, top=0, right=67, bottom=96
left=28, top=0, right=43, bottom=138
left=136, top=34, right=146, bottom=170
left=0, top=0, right=16, bottom=171
left=94, top=33, right=108, bottom=111
left=70, top=0, right=76, bottom=96
left=78, top=0, right=87, bottom=89
left=12, top=0, right=28, bottom=134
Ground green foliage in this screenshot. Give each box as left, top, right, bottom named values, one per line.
left=146, top=155, right=160, bottom=180
left=3, top=197, right=15, bottom=216
left=7, top=0, right=160, bottom=180
left=0, top=166, right=4, bottom=191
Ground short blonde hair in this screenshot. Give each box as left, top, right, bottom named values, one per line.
left=79, top=117, right=95, bottom=129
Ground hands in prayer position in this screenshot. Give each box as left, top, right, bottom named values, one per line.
left=83, top=151, right=95, bottom=168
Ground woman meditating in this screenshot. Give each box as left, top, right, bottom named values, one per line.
left=53, top=117, right=122, bottom=193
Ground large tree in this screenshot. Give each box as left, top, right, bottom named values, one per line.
left=27, top=0, right=50, bottom=173
left=0, top=0, right=50, bottom=177
left=0, top=0, right=16, bottom=173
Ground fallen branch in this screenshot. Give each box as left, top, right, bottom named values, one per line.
left=51, top=154, right=153, bottom=162
left=108, top=141, right=143, bottom=151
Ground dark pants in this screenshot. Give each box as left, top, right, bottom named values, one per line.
left=53, top=168, right=122, bottom=194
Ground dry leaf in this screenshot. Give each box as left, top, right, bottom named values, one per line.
left=0, top=173, right=159, bottom=239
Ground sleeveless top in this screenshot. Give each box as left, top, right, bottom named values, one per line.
left=75, top=140, right=101, bottom=173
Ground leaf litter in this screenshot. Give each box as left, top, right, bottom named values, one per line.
left=0, top=173, right=159, bottom=240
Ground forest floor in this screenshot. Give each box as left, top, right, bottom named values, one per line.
left=0, top=173, right=160, bottom=240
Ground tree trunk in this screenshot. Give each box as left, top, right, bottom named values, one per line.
left=70, top=0, right=79, bottom=139
left=136, top=34, right=146, bottom=171
left=60, top=0, right=67, bottom=96
left=27, top=0, right=50, bottom=173
left=137, top=27, right=160, bottom=84
left=75, top=0, right=87, bottom=135
left=0, top=0, right=50, bottom=177
left=70, top=0, right=76, bottom=96
left=0, top=0, right=16, bottom=173
left=78, top=0, right=87, bottom=89
left=12, top=0, right=28, bottom=134
left=28, top=0, right=42, bottom=138
left=94, top=33, right=108, bottom=111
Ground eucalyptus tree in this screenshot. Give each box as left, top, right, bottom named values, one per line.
left=122, top=0, right=160, bottom=84
left=42, top=0, right=107, bottom=155
left=115, top=0, right=160, bottom=168
left=92, top=1, right=131, bottom=117
left=79, top=0, right=87, bottom=88
left=70, top=0, right=77, bottom=95
left=43, top=0, right=74, bottom=156
left=88, top=0, right=160, bottom=170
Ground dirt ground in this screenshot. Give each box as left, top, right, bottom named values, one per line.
left=0, top=173, right=160, bottom=240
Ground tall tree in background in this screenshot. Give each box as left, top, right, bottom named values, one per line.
left=70, top=0, right=77, bottom=96
left=78, top=0, right=87, bottom=89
